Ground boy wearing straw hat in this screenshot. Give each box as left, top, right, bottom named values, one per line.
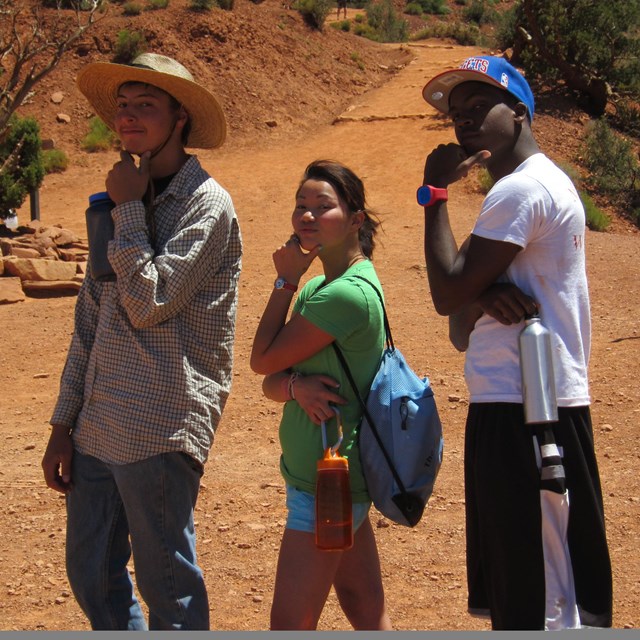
left=42, top=54, right=242, bottom=630
left=418, top=56, right=612, bottom=629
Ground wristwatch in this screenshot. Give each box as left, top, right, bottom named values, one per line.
left=274, top=277, right=297, bottom=292
left=417, top=185, right=448, bottom=206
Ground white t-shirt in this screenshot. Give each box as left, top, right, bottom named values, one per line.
left=465, top=153, right=591, bottom=406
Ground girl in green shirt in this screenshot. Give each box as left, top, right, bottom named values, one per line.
left=251, top=160, right=391, bottom=630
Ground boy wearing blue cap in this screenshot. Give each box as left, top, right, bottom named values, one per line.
left=419, top=56, right=612, bottom=630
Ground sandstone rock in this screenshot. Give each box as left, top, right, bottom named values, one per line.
left=58, top=247, right=89, bottom=263
left=10, top=246, right=42, bottom=259
left=21, top=279, right=82, bottom=293
left=35, top=226, right=81, bottom=246
left=41, top=138, right=56, bottom=151
left=51, top=92, right=64, bottom=104
left=0, top=278, right=26, bottom=304
left=56, top=113, right=71, bottom=124
left=52, top=228, right=81, bottom=246
left=3, top=257, right=77, bottom=281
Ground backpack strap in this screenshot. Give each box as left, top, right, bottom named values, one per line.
left=350, top=275, right=395, bottom=351
left=331, top=276, right=409, bottom=498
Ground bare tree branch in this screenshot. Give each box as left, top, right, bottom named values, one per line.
left=0, top=0, right=103, bottom=137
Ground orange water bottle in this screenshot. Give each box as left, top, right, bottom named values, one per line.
left=315, top=410, right=353, bottom=551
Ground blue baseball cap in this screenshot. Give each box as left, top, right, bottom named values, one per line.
left=422, top=55, right=535, bottom=121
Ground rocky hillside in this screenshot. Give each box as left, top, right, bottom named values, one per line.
left=17, top=0, right=414, bottom=151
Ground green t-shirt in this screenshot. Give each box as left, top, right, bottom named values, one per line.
left=278, top=260, right=385, bottom=502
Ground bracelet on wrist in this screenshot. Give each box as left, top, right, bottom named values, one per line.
left=287, top=371, right=301, bottom=400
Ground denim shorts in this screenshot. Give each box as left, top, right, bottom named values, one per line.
left=285, top=484, right=371, bottom=534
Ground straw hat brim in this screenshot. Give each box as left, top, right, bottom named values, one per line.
left=76, top=62, right=226, bottom=149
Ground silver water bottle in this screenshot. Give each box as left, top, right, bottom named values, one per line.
left=519, top=314, right=558, bottom=424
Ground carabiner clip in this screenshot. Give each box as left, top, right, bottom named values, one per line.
left=321, top=407, right=343, bottom=456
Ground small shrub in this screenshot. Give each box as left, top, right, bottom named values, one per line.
left=330, top=19, right=351, bottom=30
left=365, top=0, right=408, bottom=42
left=417, top=0, right=449, bottom=14
left=296, top=0, right=332, bottom=29
left=353, top=22, right=375, bottom=37
left=81, top=117, right=118, bottom=152
left=0, top=116, right=44, bottom=220
left=147, top=0, right=169, bottom=8
left=612, top=99, right=640, bottom=138
left=462, top=0, right=498, bottom=25
left=557, top=162, right=581, bottom=184
left=122, top=1, right=142, bottom=15
left=583, top=118, right=638, bottom=201
left=113, top=30, right=147, bottom=63
left=580, top=191, right=610, bottom=232
left=405, top=3, right=422, bottom=16
left=410, top=21, right=480, bottom=45
left=354, top=12, right=364, bottom=22
left=217, top=0, right=234, bottom=9
left=42, top=149, right=69, bottom=174
left=350, top=51, right=365, bottom=70
left=189, top=0, right=215, bottom=9
left=477, top=167, right=494, bottom=194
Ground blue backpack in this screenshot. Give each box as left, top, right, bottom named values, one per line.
left=333, top=277, right=444, bottom=527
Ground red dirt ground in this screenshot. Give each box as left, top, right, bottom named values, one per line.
left=1, top=0, right=638, bottom=630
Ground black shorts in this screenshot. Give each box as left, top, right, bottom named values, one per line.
left=464, top=403, right=612, bottom=630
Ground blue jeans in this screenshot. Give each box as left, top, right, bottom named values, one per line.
left=65, top=451, right=209, bottom=630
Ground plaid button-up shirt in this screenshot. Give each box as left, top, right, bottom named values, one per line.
left=51, top=156, right=242, bottom=465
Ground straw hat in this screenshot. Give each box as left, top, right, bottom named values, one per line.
left=76, top=53, right=227, bottom=149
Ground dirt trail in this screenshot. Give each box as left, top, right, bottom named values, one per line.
left=1, top=42, right=638, bottom=631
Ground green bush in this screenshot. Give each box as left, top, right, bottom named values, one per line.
left=122, top=1, right=142, bottom=14
left=350, top=51, right=365, bottom=70
left=81, top=117, right=118, bottom=152
left=410, top=20, right=480, bottom=45
left=477, top=167, right=494, bottom=194
left=0, top=116, right=45, bottom=220
left=583, top=118, right=638, bottom=200
left=147, top=0, right=169, bottom=8
left=404, top=3, right=422, bottom=16
left=113, top=30, right=147, bottom=63
left=297, top=0, right=332, bottom=29
left=580, top=191, right=610, bottom=232
left=499, top=3, right=640, bottom=116
left=463, top=0, right=497, bottom=25
left=42, top=149, right=69, bottom=174
left=612, top=99, right=640, bottom=139
left=217, top=0, right=234, bottom=9
left=189, top=0, right=215, bottom=10
left=417, top=0, right=449, bottom=15
left=330, top=19, right=351, bottom=30
left=365, top=0, right=408, bottom=42
left=353, top=22, right=374, bottom=37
